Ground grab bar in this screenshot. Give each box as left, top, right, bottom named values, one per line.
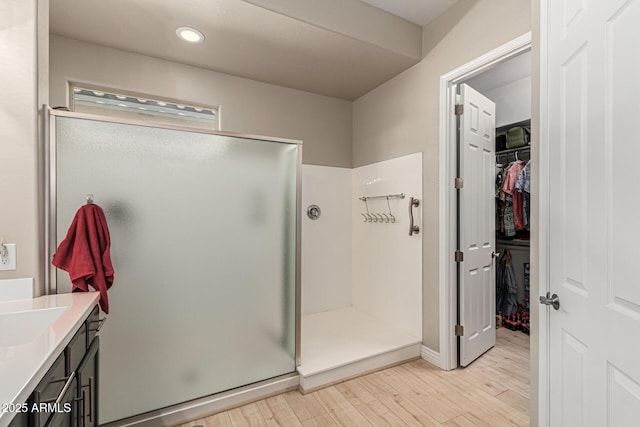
left=409, top=197, right=420, bottom=236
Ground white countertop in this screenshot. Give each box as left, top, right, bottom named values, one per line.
left=0, top=292, right=100, bottom=427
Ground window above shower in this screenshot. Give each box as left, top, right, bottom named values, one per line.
left=69, top=84, right=219, bottom=130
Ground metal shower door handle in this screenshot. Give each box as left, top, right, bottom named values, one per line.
left=540, top=292, right=560, bottom=310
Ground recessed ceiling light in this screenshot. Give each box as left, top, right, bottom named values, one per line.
left=176, top=27, right=205, bottom=43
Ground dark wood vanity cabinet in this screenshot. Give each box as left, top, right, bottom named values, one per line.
left=23, top=305, right=102, bottom=427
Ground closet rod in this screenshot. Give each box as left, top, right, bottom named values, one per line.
left=359, top=193, right=405, bottom=201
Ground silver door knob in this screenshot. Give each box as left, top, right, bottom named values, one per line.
left=539, top=292, right=560, bottom=310
left=492, top=251, right=500, bottom=258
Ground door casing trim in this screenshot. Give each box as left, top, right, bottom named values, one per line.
left=439, top=32, right=532, bottom=370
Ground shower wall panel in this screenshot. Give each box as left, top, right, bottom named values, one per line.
left=301, top=165, right=352, bottom=315
left=351, top=153, right=423, bottom=339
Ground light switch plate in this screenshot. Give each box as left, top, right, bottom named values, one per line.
left=0, top=243, right=17, bottom=271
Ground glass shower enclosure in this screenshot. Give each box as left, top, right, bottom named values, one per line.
left=47, top=110, right=301, bottom=424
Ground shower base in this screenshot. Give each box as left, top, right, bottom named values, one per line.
left=298, top=306, right=421, bottom=392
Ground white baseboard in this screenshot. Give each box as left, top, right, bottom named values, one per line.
left=420, top=345, right=441, bottom=367
left=102, top=373, right=299, bottom=427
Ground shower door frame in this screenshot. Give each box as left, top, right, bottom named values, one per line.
left=44, top=107, right=303, bottom=368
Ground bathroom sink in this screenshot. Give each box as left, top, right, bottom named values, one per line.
left=0, top=307, right=67, bottom=347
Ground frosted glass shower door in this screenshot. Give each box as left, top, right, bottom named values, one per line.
left=52, top=115, right=299, bottom=424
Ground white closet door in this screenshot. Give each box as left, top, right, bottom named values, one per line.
left=458, top=83, right=497, bottom=367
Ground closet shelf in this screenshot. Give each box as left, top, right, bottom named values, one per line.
left=496, top=146, right=530, bottom=155
left=496, top=118, right=531, bottom=134
left=497, top=238, right=530, bottom=247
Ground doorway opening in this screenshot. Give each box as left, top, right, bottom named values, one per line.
left=440, top=33, right=535, bottom=372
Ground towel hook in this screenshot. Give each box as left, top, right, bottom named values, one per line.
left=364, top=199, right=374, bottom=222
left=386, top=196, right=396, bottom=223
left=86, top=194, right=94, bottom=204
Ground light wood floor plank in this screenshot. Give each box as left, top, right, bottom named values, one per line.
left=375, top=391, right=442, bottom=426
left=256, top=395, right=303, bottom=426
left=442, top=414, right=479, bottom=427
left=228, top=402, right=266, bottom=427
left=400, top=388, right=462, bottom=423
left=175, top=329, right=530, bottom=427
left=496, top=389, right=530, bottom=416
left=283, top=391, right=327, bottom=422
left=356, top=372, right=399, bottom=396
left=353, top=400, right=408, bottom=427
left=301, top=413, right=339, bottom=427
left=314, top=386, right=372, bottom=426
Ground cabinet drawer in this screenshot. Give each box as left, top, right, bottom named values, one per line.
left=85, top=306, right=101, bottom=343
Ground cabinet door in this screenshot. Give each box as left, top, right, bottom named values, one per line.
left=42, top=378, right=76, bottom=427
left=30, top=354, right=68, bottom=427
left=8, top=411, right=28, bottom=427
left=76, top=337, right=99, bottom=427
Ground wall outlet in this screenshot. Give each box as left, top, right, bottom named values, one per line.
left=0, top=243, right=17, bottom=271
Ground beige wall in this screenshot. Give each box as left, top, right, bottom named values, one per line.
left=0, top=0, right=48, bottom=290
left=49, top=36, right=352, bottom=168
left=352, top=0, right=532, bottom=350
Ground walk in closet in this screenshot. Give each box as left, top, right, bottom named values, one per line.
left=495, top=120, right=531, bottom=335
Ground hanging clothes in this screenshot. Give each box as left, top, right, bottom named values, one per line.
left=515, top=160, right=532, bottom=231
left=502, top=160, right=526, bottom=231
left=496, top=250, right=518, bottom=315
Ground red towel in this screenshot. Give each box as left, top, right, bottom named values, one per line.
left=52, top=204, right=114, bottom=313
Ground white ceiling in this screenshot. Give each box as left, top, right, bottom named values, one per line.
left=359, top=0, right=460, bottom=26
left=50, top=0, right=459, bottom=100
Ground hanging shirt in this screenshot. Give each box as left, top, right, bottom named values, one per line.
left=502, top=160, right=526, bottom=231
left=515, top=160, right=532, bottom=231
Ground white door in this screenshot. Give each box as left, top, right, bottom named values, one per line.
left=458, top=83, right=496, bottom=367
left=545, top=0, right=640, bottom=425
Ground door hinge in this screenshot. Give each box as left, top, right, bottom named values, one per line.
left=455, top=250, right=464, bottom=263
left=455, top=104, right=464, bottom=115
left=454, top=177, right=464, bottom=189
left=455, top=325, right=464, bottom=336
